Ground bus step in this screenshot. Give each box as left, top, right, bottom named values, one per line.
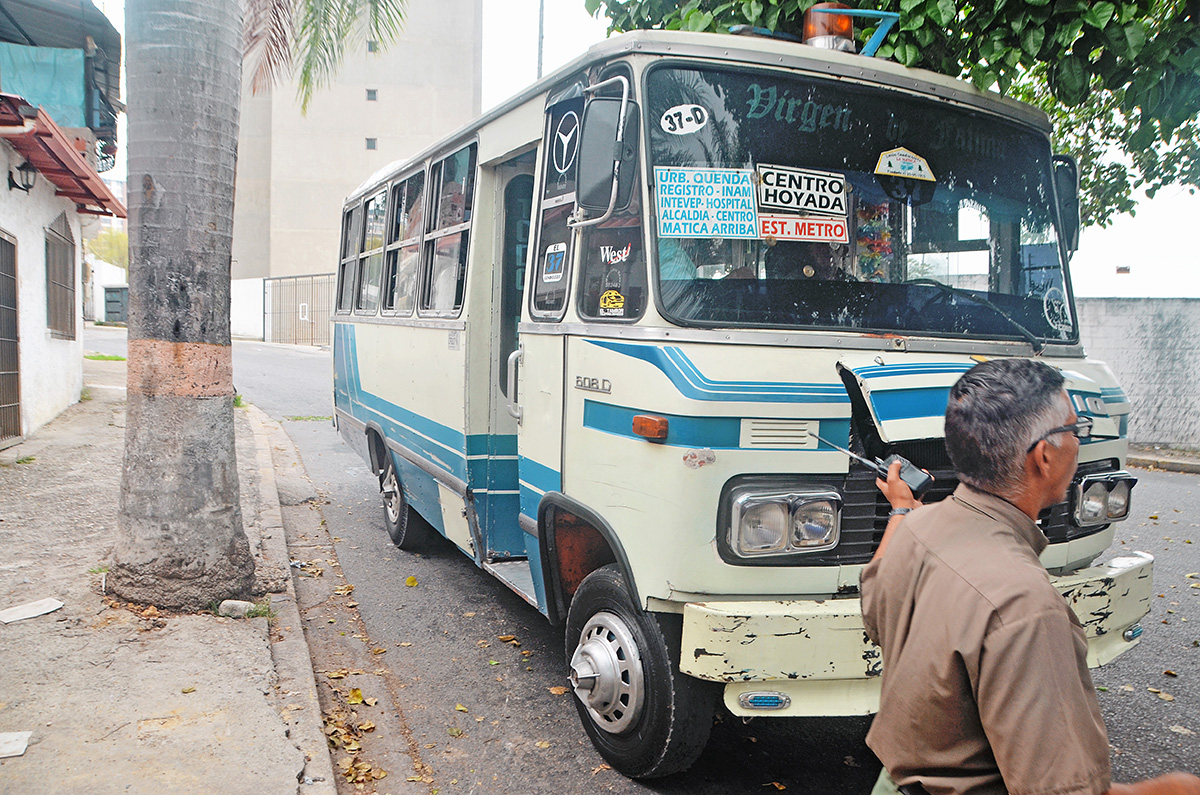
left=483, top=560, right=537, bottom=606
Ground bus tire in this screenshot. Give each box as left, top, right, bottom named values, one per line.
left=379, top=452, right=426, bottom=550
left=565, top=564, right=717, bottom=778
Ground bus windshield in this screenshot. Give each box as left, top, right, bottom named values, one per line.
left=646, top=64, right=1075, bottom=342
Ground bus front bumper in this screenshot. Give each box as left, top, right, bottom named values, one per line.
left=679, top=551, right=1154, bottom=718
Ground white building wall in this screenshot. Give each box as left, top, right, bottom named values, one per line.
left=1, top=141, right=84, bottom=437
left=87, top=256, right=127, bottom=321
left=232, top=0, right=483, bottom=283
left=231, top=277, right=265, bottom=340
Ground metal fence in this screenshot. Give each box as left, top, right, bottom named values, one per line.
left=264, top=273, right=335, bottom=346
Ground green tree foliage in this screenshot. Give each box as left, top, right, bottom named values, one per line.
left=86, top=228, right=129, bottom=270
left=586, top=0, right=1200, bottom=227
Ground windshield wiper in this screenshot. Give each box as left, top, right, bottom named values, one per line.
left=904, top=278, right=1046, bottom=354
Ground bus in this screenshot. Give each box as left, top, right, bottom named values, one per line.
left=332, top=14, right=1151, bottom=778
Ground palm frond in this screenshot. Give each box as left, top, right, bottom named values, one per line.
left=295, top=0, right=408, bottom=113
left=244, top=0, right=296, bottom=96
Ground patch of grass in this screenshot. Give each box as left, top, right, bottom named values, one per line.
left=233, top=394, right=248, bottom=408
left=15, top=456, right=34, bottom=465
left=85, top=353, right=126, bottom=361
left=80, top=387, right=92, bottom=402
left=88, top=564, right=109, bottom=574
left=246, top=598, right=276, bottom=619
left=285, top=415, right=332, bottom=422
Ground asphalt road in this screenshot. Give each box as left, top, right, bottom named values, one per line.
left=83, top=326, right=1200, bottom=790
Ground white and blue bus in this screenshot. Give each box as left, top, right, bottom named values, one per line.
left=333, top=15, right=1150, bottom=778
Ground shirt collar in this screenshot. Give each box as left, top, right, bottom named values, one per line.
left=951, top=483, right=1048, bottom=557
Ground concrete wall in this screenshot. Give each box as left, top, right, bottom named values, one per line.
left=232, top=0, right=483, bottom=282
left=1078, top=298, right=1200, bottom=449
left=231, top=278, right=264, bottom=340
left=1, top=140, right=84, bottom=437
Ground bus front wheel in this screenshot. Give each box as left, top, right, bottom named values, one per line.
left=565, top=564, right=717, bottom=778
left=379, top=452, right=426, bottom=550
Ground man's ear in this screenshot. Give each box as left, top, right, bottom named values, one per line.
left=1026, top=439, right=1054, bottom=481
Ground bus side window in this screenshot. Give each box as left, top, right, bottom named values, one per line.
left=383, top=172, right=425, bottom=316
left=355, top=190, right=387, bottom=315
left=531, top=96, right=582, bottom=320
left=421, top=144, right=477, bottom=316
left=500, top=174, right=534, bottom=394
left=336, top=205, right=362, bottom=313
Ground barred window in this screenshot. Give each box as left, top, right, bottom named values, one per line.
left=45, top=213, right=75, bottom=340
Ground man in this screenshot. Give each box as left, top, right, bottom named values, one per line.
left=863, top=358, right=1200, bottom=795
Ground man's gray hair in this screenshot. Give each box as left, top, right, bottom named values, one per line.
left=945, top=359, right=1072, bottom=495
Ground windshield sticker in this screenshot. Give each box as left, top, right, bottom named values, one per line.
left=599, top=289, right=626, bottom=317
left=542, top=242, right=566, bottom=283
left=654, top=167, right=758, bottom=238
left=874, top=147, right=935, bottom=182
left=1042, top=287, right=1072, bottom=333
left=759, top=214, right=849, bottom=244
left=745, top=84, right=852, bottom=133
left=660, top=104, right=708, bottom=135
left=600, top=243, right=633, bottom=265
left=755, top=164, right=847, bottom=217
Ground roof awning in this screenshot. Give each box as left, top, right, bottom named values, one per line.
left=0, top=93, right=125, bottom=218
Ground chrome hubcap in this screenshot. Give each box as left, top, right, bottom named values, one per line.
left=569, top=610, right=644, bottom=734
left=381, top=465, right=401, bottom=524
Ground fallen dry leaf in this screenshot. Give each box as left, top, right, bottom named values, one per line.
left=1159, top=692, right=1176, bottom=702
left=766, top=783, right=786, bottom=791
left=371, top=647, right=387, bottom=655
left=591, top=764, right=611, bottom=775
left=498, top=635, right=517, bottom=642
left=181, top=686, right=195, bottom=694
left=535, top=740, right=551, bottom=749
left=334, top=584, right=355, bottom=595
left=455, top=704, right=468, bottom=712
left=463, top=611, right=476, bottom=617
left=1170, top=725, right=1195, bottom=736
left=357, top=721, right=375, bottom=732
left=1164, top=670, right=1178, bottom=677
left=347, top=688, right=364, bottom=705
left=549, top=686, right=569, bottom=696
left=326, top=669, right=349, bottom=679
left=405, top=576, right=418, bottom=587
left=448, top=727, right=463, bottom=738
left=365, top=697, right=378, bottom=706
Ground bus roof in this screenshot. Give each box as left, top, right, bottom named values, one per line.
left=346, top=28, right=1051, bottom=204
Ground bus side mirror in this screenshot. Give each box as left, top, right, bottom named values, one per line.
left=575, top=97, right=639, bottom=216
left=1053, top=154, right=1080, bottom=253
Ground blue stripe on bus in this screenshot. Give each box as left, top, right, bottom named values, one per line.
left=851, top=363, right=974, bottom=379
left=868, top=386, right=953, bottom=422
left=585, top=339, right=850, bottom=403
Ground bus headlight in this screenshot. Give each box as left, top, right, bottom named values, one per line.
left=730, top=489, right=841, bottom=558
left=1072, top=471, right=1137, bottom=528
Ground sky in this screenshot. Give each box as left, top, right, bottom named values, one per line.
left=91, top=0, right=1199, bottom=298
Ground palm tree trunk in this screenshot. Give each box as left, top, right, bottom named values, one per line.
left=111, top=0, right=255, bottom=609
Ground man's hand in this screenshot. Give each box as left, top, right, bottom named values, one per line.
left=870, top=459, right=924, bottom=562
left=876, top=458, right=922, bottom=512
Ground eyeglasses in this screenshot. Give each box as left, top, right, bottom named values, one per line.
left=1027, top=416, right=1094, bottom=453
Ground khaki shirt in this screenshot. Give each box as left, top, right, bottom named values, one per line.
left=861, top=485, right=1110, bottom=795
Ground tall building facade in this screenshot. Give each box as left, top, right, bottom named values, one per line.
left=232, top=0, right=483, bottom=281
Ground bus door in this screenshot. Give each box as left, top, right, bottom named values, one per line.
left=506, top=94, right=582, bottom=612
left=477, top=153, right=534, bottom=574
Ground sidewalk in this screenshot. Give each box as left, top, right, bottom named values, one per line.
left=0, top=356, right=334, bottom=794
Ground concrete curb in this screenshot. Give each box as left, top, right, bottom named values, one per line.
left=246, top=404, right=338, bottom=795
left=1127, top=455, right=1200, bottom=475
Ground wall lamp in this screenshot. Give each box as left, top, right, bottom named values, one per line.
left=7, top=160, right=37, bottom=193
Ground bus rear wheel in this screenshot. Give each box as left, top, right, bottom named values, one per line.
left=565, top=564, right=717, bottom=778
left=379, top=452, right=426, bottom=550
